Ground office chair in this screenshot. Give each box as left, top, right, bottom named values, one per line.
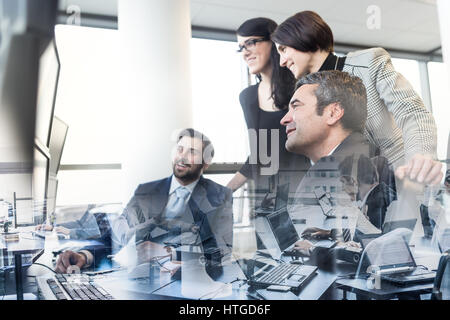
left=431, top=250, right=450, bottom=300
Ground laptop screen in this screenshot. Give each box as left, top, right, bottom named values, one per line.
left=274, top=183, right=289, bottom=211
left=365, top=237, right=415, bottom=269
left=266, top=209, right=299, bottom=251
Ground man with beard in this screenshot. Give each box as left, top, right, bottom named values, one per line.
left=55, top=128, right=233, bottom=273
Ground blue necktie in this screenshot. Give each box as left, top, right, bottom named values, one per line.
left=165, top=187, right=190, bottom=219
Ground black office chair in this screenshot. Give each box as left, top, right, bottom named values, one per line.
left=431, top=250, right=450, bottom=300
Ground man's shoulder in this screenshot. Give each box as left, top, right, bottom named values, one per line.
left=134, top=177, right=171, bottom=195
left=334, top=132, right=375, bottom=157
left=198, top=177, right=231, bottom=196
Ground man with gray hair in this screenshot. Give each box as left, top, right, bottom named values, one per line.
left=282, top=70, right=373, bottom=162
left=281, top=71, right=393, bottom=262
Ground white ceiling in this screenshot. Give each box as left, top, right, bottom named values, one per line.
left=58, top=0, right=442, bottom=53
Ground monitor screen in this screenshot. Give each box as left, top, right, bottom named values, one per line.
left=32, top=141, right=50, bottom=224
left=48, top=116, right=68, bottom=175
left=266, top=209, right=299, bottom=251
left=366, top=237, right=414, bottom=268
left=35, top=40, right=60, bottom=146
left=46, top=174, right=58, bottom=216
left=274, top=183, right=289, bottom=211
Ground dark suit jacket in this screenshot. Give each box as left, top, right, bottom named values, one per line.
left=238, top=84, right=310, bottom=192
left=87, top=176, right=233, bottom=268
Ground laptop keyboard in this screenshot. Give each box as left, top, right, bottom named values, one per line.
left=255, top=263, right=303, bottom=285
left=47, top=274, right=114, bottom=300
left=386, top=267, right=434, bottom=279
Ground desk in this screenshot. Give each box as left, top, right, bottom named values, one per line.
left=1, top=227, right=45, bottom=300
left=1, top=227, right=105, bottom=300
left=334, top=237, right=440, bottom=300
left=335, top=277, right=434, bottom=300
left=149, top=257, right=354, bottom=300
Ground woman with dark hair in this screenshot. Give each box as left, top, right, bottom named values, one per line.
left=226, top=17, right=308, bottom=192
left=271, top=10, right=442, bottom=186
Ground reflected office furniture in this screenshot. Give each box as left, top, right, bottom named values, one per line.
left=431, top=250, right=450, bottom=300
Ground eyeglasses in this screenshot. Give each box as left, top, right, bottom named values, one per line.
left=236, top=37, right=269, bottom=53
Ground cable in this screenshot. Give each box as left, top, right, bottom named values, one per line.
left=416, top=265, right=429, bottom=271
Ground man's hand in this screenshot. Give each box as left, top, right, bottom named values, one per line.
left=395, top=154, right=443, bottom=185
left=35, top=224, right=53, bottom=231
left=136, top=241, right=173, bottom=264
left=293, top=240, right=314, bottom=256
left=55, top=250, right=87, bottom=273
left=301, top=227, right=331, bottom=240
left=54, top=226, right=70, bottom=235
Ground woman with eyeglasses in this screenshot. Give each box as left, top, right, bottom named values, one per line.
left=226, top=17, right=309, bottom=192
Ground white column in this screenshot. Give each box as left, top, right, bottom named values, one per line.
left=118, top=0, right=192, bottom=203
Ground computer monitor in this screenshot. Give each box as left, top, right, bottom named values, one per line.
left=48, top=116, right=68, bottom=175
left=35, top=40, right=60, bottom=147
left=0, top=0, right=57, bottom=222
left=46, top=174, right=58, bottom=216
left=32, top=140, right=50, bottom=224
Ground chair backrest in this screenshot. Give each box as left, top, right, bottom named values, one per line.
left=432, top=250, right=450, bottom=300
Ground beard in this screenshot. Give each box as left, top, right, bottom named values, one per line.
left=173, top=161, right=204, bottom=183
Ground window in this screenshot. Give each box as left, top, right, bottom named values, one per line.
left=53, top=27, right=252, bottom=206
left=191, top=38, right=249, bottom=164
left=391, top=58, right=422, bottom=99
left=428, top=62, right=450, bottom=161
left=54, top=25, right=122, bottom=206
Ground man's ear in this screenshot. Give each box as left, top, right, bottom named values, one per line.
left=325, top=102, right=344, bottom=126
left=202, top=163, right=210, bottom=172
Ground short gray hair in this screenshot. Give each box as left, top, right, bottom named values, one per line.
left=295, top=70, right=367, bottom=133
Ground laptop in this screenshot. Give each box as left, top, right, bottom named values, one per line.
left=236, top=258, right=317, bottom=290
left=265, top=208, right=336, bottom=257
left=313, top=188, right=346, bottom=219
left=355, top=219, right=417, bottom=248
left=364, top=237, right=435, bottom=285
left=382, top=219, right=417, bottom=234
left=254, top=183, right=289, bottom=216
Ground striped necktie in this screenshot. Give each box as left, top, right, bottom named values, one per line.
left=165, top=186, right=190, bottom=219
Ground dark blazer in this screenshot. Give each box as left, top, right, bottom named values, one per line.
left=88, top=176, right=233, bottom=268
left=238, top=84, right=310, bottom=192
left=293, top=132, right=379, bottom=198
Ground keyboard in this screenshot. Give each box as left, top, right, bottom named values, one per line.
left=43, top=274, right=114, bottom=300
left=255, top=263, right=302, bottom=285
left=381, top=268, right=436, bottom=285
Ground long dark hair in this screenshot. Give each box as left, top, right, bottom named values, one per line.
left=272, top=11, right=334, bottom=53
left=237, top=17, right=295, bottom=110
